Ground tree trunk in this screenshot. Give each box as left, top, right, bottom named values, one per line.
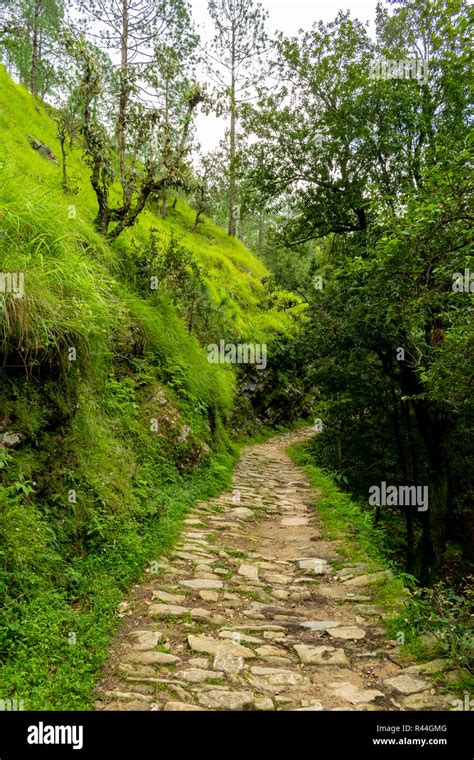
left=59, top=133, right=68, bottom=190
left=192, top=209, right=203, bottom=232
left=413, top=404, right=449, bottom=585
left=118, top=0, right=130, bottom=205
left=228, top=26, right=237, bottom=236
left=258, top=211, right=264, bottom=250
left=30, top=0, right=41, bottom=96
left=160, top=195, right=167, bottom=218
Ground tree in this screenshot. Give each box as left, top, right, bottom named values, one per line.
left=244, top=0, right=472, bottom=583
left=75, top=0, right=195, bottom=209
left=0, top=0, right=64, bottom=97
left=207, top=0, right=267, bottom=236
left=68, top=33, right=204, bottom=239
left=146, top=38, right=200, bottom=218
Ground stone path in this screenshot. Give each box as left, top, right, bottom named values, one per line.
left=94, top=429, right=455, bottom=712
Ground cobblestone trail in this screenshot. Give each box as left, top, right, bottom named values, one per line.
left=95, top=430, right=453, bottom=712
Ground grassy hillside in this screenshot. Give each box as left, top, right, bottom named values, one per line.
left=0, top=66, right=301, bottom=709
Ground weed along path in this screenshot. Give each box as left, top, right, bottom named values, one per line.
left=94, top=430, right=451, bottom=712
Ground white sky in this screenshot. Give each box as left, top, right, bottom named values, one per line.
left=190, top=0, right=378, bottom=152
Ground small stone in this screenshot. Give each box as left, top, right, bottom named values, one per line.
left=164, top=702, right=207, bottom=711
left=127, top=630, right=163, bottom=650
left=199, top=589, right=219, bottom=602
left=213, top=653, right=244, bottom=673
left=271, top=590, right=289, bottom=600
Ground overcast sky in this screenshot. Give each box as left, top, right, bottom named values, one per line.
left=190, top=0, right=378, bottom=152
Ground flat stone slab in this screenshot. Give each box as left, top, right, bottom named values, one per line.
left=232, top=507, right=254, bottom=518
left=164, top=702, right=207, bottom=711
left=148, top=604, right=188, bottom=617
left=255, top=645, right=291, bottom=659
left=403, top=659, right=450, bottom=675
left=402, top=692, right=458, bottom=710
left=329, top=681, right=384, bottom=704
left=297, top=559, right=330, bottom=574
left=197, top=690, right=254, bottom=710
left=343, top=571, right=393, bottom=587
left=328, top=626, right=366, bottom=640
left=124, top=651, right=180, bottom=665
left=238, top=563, right=259, bottom=581
left=188, top=634, right=255, bottom=659
left=181, top=579, right=224, bottom=590
left=255, top=696, right=275, bottom=710
left=248, top=668, right=311, bottom=693
left=294, top=645, right=350, bottom=667
left=300, top=620, right=342, bottom=631
left=127, top=630, right=163, bottom=650
left=219, top=630, right=263, bottom=645
left=177, top=668, right=224, bottom=683
left=152, top=590, right=186, bottom=603
left=213, top=653, right=244, bottom=673
left=199, top=590, right=219, bottom=602
left=384, top=674, right=431, bottom=695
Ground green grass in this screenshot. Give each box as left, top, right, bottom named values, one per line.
left=0, top=65, right=302, bottom=710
